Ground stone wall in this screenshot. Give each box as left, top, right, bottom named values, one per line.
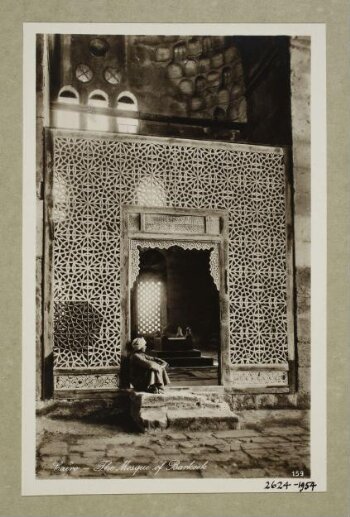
left=50, top=35, right=246, bottom=123
left=235, top=36, right=292, bottom=146
left=290, top=37, right=311, bottom=406
left=36, top=35, right=44, bottom=399
left=36, top=34, right=310, bottom=407
left=48, top=35, right=295, bottom=144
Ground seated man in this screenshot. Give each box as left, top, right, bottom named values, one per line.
left=129, top=337, right=170, bottom=394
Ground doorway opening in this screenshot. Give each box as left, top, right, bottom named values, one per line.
left=131, top=246, right=220, bottom=386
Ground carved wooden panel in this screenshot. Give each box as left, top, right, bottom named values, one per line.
left=54, top=373, right=118, bottom=390
left=143, top=213, right=205, bottom=234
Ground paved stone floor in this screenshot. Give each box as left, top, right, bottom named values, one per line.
left=36, top=406, right=310, bottom=479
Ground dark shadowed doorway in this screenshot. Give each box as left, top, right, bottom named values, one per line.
left=131, top=246, right=220, bottom=386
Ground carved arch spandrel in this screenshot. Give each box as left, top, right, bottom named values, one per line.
left=129, top=239, right=221, bottom=292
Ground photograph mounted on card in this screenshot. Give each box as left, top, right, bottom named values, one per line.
left=22, top=22, right=326, bottom=495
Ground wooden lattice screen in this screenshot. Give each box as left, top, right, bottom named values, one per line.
left=48, top=130, right=294, bottom=391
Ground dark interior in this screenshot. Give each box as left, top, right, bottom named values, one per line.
left=131, top=246, right=220, bottom=385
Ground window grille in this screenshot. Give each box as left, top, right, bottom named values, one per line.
left=137, top=280, right=162, bottom=335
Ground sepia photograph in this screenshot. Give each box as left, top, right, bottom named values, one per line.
left=22, top=23, right=326, bottom=494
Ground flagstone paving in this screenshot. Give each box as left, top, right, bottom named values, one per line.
left=36, top=407, right=310, bottom=479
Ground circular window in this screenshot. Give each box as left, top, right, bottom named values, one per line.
left=104, top=67, right=121, bottom=85
left=89, top=38, right=109, bottom=57
left=75, top=64, right=93, bottom=83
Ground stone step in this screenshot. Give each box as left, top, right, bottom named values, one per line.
left=167, top=357, right=215, bottom=367
left=167, top=408, right=239, bottom=431
left=128, top=389, right=239, bottom=432
left=129, top=390, right=223, bottom=410
left=150, top=349, right=202, bottom=358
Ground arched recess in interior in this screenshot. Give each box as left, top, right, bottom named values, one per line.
left=116, top=91, right=139, bottom=134
left=135, top=176, right=167, bottom=208
left=86, top=89, right=110, bottom=131
left=53, top=86, right=80, bottom=129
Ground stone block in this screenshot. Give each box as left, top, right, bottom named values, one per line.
left=297, top=366, right=311, bottom=394
left=72, top=437, right=112, bottom=450
left=185, top=431, right=215, bottom=439
left=213, top=442, right=231, bottom=453
left=294, top=240, right=310, bottom=269
left=133, top=448, right=157, bottom=458
left=238, top=468, right=267, bottom=478
left=105, top=436, right=136, bottom=446
left=164, top=432, right=188, bottom=440
left=138, top=408, right=168, bottom=431
left=293, top=139, right=311, bottom=169
left=40, top=442, right=68, bottom=456
left=265, top=426, right=307, bottom=436
left=291, top=98, right=310, bottom=140
left=167, top=408, right=239, bottom=431
left=293, top=165, right=311, bottom=196
left=296, top=266, right=310, bottom=295
left=294, top=214, right=310, bottom=243
left=67, top=454, right=89, bottom=466
left=213, top=429, right=260, bottom=439
left=201, top=464, right=230, bottom=477
left=179, top=441, right=195, bottom=449
left=297, top=340, right=311, bottom=367
left=296, top=293, right=310, bottom=315
left=294, top=191, right=311, bottom=218
left=229, top=442, right=244, bottom=451
left=201, top=438, right=228, bottom=449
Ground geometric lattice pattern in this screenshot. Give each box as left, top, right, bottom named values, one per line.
left=52, top=133, right=288, bottom=368
left=136, top=176, right=167, bottom=207
left=137, top=280, right=161, bottom=335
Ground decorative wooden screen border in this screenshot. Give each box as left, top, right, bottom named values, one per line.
left=47, top=130, right=294, bottom=391
left=130, top=240, right=221, bottom=292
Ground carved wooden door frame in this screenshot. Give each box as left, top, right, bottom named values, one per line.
left=120, top=205, right=230, bottom=386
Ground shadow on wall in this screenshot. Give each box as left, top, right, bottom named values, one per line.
left=53, top=301, right=104, bottom=369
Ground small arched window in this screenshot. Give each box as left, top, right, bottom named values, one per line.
left=53, top=86, right=80, bottom=129
left=86, top=90, right=110, bottom=131
left=57, top=86, right=80, bottom=105
left=116, top=91, right=139, bottom=134
left=88, top=89, right=109, bottom=108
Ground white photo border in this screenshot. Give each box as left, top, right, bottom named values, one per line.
left=22, top=22, right=326, bottom=495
